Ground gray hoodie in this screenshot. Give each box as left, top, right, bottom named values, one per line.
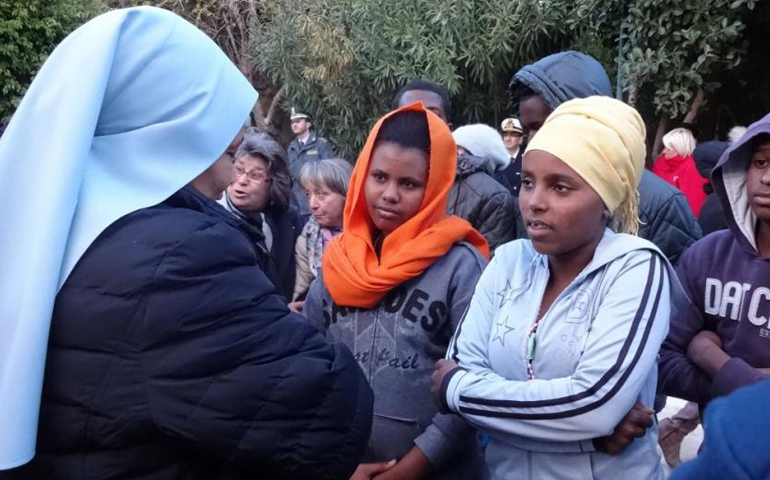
left=304, top=243, right=487, bottom=479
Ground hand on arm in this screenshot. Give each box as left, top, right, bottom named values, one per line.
left=371, top=446, right=433, bottom=480
left=350, top=460, right=396, bottom=480
left=593, top=402, right=654, bottom=455
left=431, top=359, right=459, bottom=414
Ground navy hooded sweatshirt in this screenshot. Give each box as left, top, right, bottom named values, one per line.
left=509, top=51, right=702, bottom=265
left=658, top=113, right=770, bottom=404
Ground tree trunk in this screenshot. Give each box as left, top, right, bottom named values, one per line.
left=651, top=114, right=669, bottom=165
left=684, top=88, right=706, bottom=124
left=627, top=80, right=638, bottom=107
left=250, top=71, right=293, bottom=147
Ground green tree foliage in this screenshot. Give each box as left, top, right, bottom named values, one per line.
left=570, top=0, right=758, bottom=154
left=0, top=0, right=106, bottom=124
left=255, top=0, right=567, bottom=159
left=3, top=0, right=765, bottom=155
left=572, top=0, right=755, bottom=118
left=256, top=0, right=765, bottom=158
left=623, top=0, right=753, bottom=119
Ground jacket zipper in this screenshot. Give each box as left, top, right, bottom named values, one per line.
left=527, top=268, right=581, bottom=374
left=368, top=308, right=379, bottom=385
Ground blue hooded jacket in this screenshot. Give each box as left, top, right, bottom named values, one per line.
left=510, top=51, right=702, bottom=265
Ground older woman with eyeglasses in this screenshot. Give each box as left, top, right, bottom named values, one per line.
left=221, top=128, right=304, bottom=299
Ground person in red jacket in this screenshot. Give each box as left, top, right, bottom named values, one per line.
left=652, top=128, right=707, bottom=217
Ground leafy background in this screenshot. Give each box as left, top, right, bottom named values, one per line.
left=2, top=0, right=769, bottom=162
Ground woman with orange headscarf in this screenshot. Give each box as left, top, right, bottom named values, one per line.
left=304, top=104, right=489, bottom=480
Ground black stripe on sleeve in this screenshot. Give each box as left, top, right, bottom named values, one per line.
left=440, top=366, right=465, bottom=413
left=450, top=302, right=472, bottom=362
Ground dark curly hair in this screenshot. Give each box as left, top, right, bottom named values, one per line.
left=391, top=80, right=452, bottom=121
left=375, top=110, right=431, bottom=156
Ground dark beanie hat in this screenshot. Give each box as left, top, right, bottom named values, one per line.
left=693, top=140, right=730, bottom=179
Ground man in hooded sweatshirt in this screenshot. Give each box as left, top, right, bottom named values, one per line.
left=510, top=51, right=702, bottom=265
left=658, top=113, right=770, bottom=412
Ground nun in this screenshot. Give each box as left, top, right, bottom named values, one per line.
left=0, top=7, right=371, bottom=480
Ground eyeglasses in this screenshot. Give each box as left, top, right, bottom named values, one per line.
left=234, top=166, right=271, bottom=184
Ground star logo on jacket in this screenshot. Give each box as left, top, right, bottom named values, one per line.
left=566, top=288, right=591, bottom=324
left=492, top=314, right=516, bottom=346
left=495, top=280, right=513, bottom=309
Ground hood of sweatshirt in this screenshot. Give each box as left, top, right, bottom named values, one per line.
left=510, top=51, right=612, bottom=110
left=694, top=140, right=730, bottom=179
left=712, top=113, right=770, bottom=255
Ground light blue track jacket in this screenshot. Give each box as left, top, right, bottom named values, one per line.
left=442, top=229, right=684, bottom=480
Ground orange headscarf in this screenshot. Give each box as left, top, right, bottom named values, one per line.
left=322, top=102, right=489, bottom=308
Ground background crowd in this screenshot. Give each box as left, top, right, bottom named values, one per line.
left=1, top=5, right=770, bottom=480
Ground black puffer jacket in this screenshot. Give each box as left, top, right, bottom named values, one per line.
left=3, top=187, right=372, bottom=480
left=694, top=140, right=731, bottom=235
left=447, top=153, right=521, bottom=252
left=221, top=195, right=304, bottom=300
left=637, top=170, right=702, bottom=265
left=263, top=204, right=304, bottom=298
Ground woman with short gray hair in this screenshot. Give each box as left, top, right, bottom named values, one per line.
left=290, top=158, right=352, bottom=309
left=222, top=128, right=304, bottom=299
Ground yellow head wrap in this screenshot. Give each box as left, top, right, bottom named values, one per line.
left=525, top=96, right=647, bottom=234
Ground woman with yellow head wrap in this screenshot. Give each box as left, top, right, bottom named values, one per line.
left=432, top=97, right=686, bottom=480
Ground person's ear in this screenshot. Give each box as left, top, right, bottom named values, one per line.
left=603, top=208, right=611, bottom=221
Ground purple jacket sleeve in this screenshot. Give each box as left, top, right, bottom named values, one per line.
left=658, top=245, right=765, bottom=403
left=711, top=357, right=765, bottom=398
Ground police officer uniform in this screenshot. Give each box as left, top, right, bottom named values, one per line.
left=287, top=108, right=336, bottom=218
left=493, top=117, right=525, bottom=197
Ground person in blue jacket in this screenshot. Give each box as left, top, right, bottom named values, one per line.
left=669, top=379, right=770, bottom=480
left=509, top=51, right=702, bottom=265
left=0, top=7, right=371, bottom=480
left=432, top=97, right=685, bottom=480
